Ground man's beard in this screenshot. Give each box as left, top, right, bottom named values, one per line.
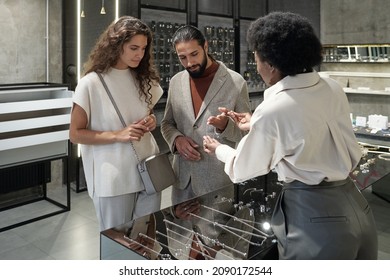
left=186, top=52, right=207, bottom=78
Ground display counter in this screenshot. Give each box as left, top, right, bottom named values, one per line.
left=99, top=140, right=390, bottom=260
left=351, top=140, right=390, bottom=202
left=100, top=175, right=280, bottom=260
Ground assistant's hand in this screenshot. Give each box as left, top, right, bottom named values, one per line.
left=203, top=135, right=221, bottom=155
left=226, top=110, right=252, bottom=131
left=174, top=136, right=201, bottom=161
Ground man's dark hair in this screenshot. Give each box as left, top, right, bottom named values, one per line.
left=247, top=11, right=323, bottom=76
left=172, top=25, right=206, bottom=48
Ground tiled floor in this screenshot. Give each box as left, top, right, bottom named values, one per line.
left=0, top=186, right=389, bottom=260
left=0, top=190, right=100, bottom=260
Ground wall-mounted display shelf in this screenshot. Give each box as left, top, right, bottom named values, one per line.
left=343, top=88, right=390, bottom=96
left=323, top=44, right=390, bottom=63
left=319, top=71, right=390, bottom=96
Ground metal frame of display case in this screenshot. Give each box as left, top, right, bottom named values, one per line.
left=0, top=154, right=71, bottom=232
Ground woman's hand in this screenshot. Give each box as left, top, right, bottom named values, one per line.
left=226, top=111, right=252, bottom=131
left=134, top=114, right=157, bottom=132
left=144, top=114, right=157, bottom=131
left=203, top=135, right=221, bottom=154
left=114, top=124, right=146, bottom=142
left=116, top=114, right=157, bottom=142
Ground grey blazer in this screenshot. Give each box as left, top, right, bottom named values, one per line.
left=160, top=61, right=251, bottom=196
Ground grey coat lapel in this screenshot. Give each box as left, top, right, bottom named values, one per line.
left=196, top=63, right=227, bottom=122
left=180, top=71, right=196, bottom=121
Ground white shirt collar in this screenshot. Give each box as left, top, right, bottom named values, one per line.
left=264, top=71, right=321, bottom=100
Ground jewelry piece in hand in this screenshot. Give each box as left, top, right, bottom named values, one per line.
left=184, top=153, right=188, bottom=157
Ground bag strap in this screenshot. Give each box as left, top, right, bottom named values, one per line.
left=97, top=72, right=141, bottom=164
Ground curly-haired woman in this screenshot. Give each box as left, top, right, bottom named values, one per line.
left=203, top=11, right=378, bottom=259
left=70, top=16, right=163, bottom=231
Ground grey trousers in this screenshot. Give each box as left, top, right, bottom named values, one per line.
left=93, top=190, right=161, bottom=231
left=271, top=178, right=378, bottom=259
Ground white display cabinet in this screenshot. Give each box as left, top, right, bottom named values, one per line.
left=0, top=83, right=73, bottom=231
left=0, top=83, right=73, bottom=167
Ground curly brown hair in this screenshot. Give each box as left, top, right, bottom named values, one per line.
left=83, top=16, right=160, bottom=110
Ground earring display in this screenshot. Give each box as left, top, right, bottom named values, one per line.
left=203, top=25, right=235, bottom=70
left=244, top=50, right=265, bottom=92
left=149, top=20, right=185, bottom=97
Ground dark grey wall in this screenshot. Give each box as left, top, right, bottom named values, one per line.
left=321, top=0, right=390, bottom=44
left=240, top=0, right=267, bottom=19
left=268, top=0, right=320, bottom=38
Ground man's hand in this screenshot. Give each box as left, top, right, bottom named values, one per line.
left=207, top=107, right=230, bottom=132
left=175, top=136, right=201, bottom=161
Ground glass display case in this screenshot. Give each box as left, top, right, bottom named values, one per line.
left=101, top=175, right=281, bottom=260
left=100, top=137, right=390, bottom=260
left=350, top=140, right=390, bottom=202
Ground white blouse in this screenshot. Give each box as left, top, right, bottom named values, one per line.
left=73, top=68, right=163, bottom=197
left=215, top=71, right=362, bottom=185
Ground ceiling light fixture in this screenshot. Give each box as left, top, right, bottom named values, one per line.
left=80, top=0, right=85, bottom=17
left=100, top=0, right=106, bottom=14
